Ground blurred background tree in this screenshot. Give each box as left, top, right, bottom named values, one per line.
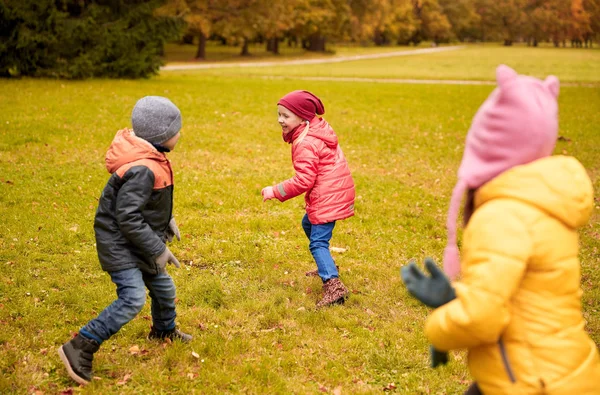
left=0, top=0, right=182, bottom=78
left=1, top=0, right=598, bottom=79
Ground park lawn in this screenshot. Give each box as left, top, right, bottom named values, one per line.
left=1, top=54, right=599, bottom=393
left=163, top=41, right=432, bottom=64
left=174, top=43, right=600, bottom=84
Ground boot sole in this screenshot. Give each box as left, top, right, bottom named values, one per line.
left=58, top=346, right=90, bottom=385
left=316, top=295, right=347, bottom=308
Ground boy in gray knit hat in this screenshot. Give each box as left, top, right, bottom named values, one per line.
left=58, top=96, right=191, bottom=385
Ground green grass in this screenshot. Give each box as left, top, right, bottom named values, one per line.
left=163, top=41, right=432, bottom=64
left=170, top=43, right=600, bottom=83
left=1, top=47, right=599, bottom=393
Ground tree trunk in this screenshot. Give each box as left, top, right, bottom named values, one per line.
left=240, top=38, right=250, bottom=56
left=503, top=39, right=513, bottom=46
left=195, top=31, right=206, bottom=60
left=266, top=37, right=279, bottom=54
left=307, top=34, right=326, bottom=52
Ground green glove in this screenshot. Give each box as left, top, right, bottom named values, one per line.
left=400, top=258, right=456, bottom=308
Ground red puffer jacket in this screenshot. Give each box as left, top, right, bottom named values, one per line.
left=273, top=117, right=355, bottom=224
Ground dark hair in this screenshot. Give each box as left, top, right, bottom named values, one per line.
left=463, top=189, right=476, bottom=226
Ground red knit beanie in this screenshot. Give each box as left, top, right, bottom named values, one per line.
left=277, top=90, right=325, bottom=121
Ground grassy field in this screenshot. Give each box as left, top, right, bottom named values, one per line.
left=1, top=45, right=599, bottom=394
left=167, top=43, right=600, bottom=84
left=163, top=41, right=433, bottom=64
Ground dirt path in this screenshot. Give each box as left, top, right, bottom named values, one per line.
left=258, top=75, right=495, bottom=85
left=160, top=45, right=466, bottom=71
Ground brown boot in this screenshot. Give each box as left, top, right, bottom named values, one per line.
left=305, top=265, right=339, bottom=277
left=316, top=278, right=349, bottom=308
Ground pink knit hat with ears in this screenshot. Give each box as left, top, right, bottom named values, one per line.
left=444, top=65, right=560, bottom=279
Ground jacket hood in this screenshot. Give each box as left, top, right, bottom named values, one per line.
left=304, top=117, right=338, bottom=148
left=105, top=128, right=167, bottom=174
left=476, top=156, right=593, bottom=229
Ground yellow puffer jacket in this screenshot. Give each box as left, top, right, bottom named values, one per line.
left=426, top=156, right=600, bottom=394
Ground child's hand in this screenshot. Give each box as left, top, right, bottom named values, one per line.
left=400, top=258, right=456, bottom=308
left=261, top=186, right=275, bottom=202
left=155, top=246, right=181, bottom=272
left=166, top=218, right=181, bottom=242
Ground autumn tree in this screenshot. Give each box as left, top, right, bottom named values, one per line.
left=568, top=0, right=592, bottom=46
left=438, top=0, right=481, bottom=41
left=582, top=0, right=600, bottom=44
left=347, top=0, right=415, bottom=46
left=411, top=0, right=453, bottom=44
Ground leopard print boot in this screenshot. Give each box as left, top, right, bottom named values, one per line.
left=316, top=278, right=348, bottom=308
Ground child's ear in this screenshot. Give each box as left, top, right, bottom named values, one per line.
left=544, top=75, right=560, bottom=98
left=496, top=64, right=518, bottom=87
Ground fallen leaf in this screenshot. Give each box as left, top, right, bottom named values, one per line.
left=330, top=246, right=347, bottom=253
left=333, top=386, right=342, bottom=395
left=383, top=383, right=397, bottom=391
left=128, top=345, right=140, bottom=355
left=116, top=373, right=132, bottom=386
left=191, top=351, right=200, bottom=359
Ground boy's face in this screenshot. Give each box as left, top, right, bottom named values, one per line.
left=162, top=132, right=181, bottom=151
left=277, top=105, right=303, bottom=135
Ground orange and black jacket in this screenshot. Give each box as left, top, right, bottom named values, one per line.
left=94, top=129, right=173, bottom=275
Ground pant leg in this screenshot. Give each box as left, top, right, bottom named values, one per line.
left=143, top=270, right=177, bottom=332
left=308, top=219, right=338, bottom=282
left=301, top=213, right=312, bottom=240
left=80, top=268, right=147, bottom=344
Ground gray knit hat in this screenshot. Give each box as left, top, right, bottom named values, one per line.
left=131, top=96, right=182, bottom=144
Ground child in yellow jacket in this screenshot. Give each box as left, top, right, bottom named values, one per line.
left=402, top=65, right=600, bottom=394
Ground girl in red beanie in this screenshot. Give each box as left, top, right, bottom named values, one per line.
left=262, top=90, right=355, bottom=308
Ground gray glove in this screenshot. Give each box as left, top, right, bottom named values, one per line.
left=430, top=345, right=449, bottom=368
left=401, top=258, right=456, bottom=369
left=155, top=246, right=180, bottom=272
left=166, top=218, right=181, bottom=243
left=401, top=258, right=456, bottom=308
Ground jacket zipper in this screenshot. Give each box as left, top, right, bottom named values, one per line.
left=498, top=339, right=516, bottom=383
left=164, top=157, right=174, bottom=233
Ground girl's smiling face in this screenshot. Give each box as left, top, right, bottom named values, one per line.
left=277, top=105, right=304, bottom=135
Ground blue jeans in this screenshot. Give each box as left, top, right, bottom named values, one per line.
left=79, top=267, right=177, bottom=344
left=301, top=214, right=338, bottom=282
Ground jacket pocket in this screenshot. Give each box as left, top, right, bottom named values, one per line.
left=498, top=339, right=517, bottom=383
